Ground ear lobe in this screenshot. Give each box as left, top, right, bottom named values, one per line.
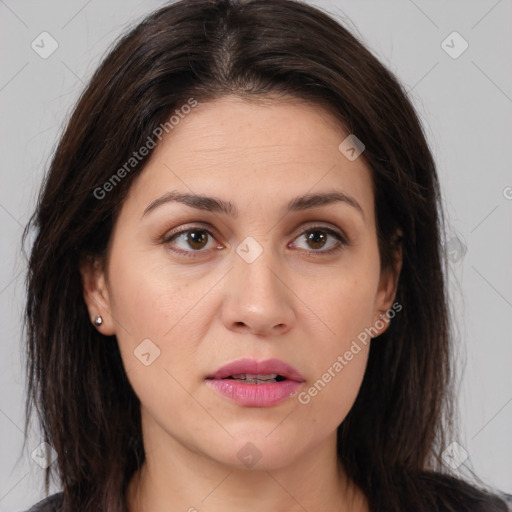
left=373, top=230, right=403, bottom=336
left=79, top=254, right=116, bottom=335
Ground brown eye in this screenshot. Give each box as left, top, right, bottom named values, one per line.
left=305, top=230, right=328, bottom=250
left=292, top=227, right=347, bottom=255
left=181, top=229, right=209, bottom=250
left=164, top=227, right=219, bottom=255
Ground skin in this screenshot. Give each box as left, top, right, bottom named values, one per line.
left=81, top=95, right=402, bottom=512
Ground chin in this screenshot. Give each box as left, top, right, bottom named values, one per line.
left=202, top=428, right=310, bottom=471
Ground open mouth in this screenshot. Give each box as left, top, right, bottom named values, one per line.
left=205, top=358, right=305, bottom=406
left=222, top=373, right=288, bottom=384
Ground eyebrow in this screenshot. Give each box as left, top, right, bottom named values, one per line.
left=142, top=190, right=365, bottom=220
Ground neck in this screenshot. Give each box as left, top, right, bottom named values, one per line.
left=127, top=411, right=367, bottom=512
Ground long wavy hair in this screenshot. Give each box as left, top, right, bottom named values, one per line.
left=22, top=0, right=508, bottom=510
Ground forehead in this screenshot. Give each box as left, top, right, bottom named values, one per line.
left=160, top=95, right=349, bottom=157
left=122, top=95, right=375, bottom=222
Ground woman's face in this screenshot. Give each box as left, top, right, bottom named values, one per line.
left=82, top=95, right=400, bottom=471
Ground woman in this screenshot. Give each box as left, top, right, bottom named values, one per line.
left=22, top=0, right=511, bottom=511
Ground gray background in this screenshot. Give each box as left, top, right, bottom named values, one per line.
left=1, top=0, right=511, bottom=510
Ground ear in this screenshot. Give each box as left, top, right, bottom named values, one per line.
left=372, top=229, right=403, bottom=337
left=79, top=254, right=116, bottom=335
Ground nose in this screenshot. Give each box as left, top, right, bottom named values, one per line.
left=220, top=242, right=296, bottom=337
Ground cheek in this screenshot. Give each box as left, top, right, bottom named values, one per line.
left=316, top=254, right=380, bottom=352
left=108, top=241, right=208, bottom=339
left=296, top=254, right=378, bottom=429
left=105, top=246, right=208, bottom=385
left=107, top=269, right=207, bottom=430
left=300, top=374, right=366, bottom=451
left=297, top=288, right=372, bottom=437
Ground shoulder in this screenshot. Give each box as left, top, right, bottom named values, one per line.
left=392, top=471, right=512, bottom=511
left=24, top=492, right=64, bottom=512
left=429, top=475, right=512, bottom=512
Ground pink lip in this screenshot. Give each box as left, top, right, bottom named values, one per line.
left=205, top=357, right=305, bottom=407
left=206, top=357, right=305, bottom=382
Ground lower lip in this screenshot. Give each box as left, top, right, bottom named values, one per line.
left=205, top=379, right=303, bottom=407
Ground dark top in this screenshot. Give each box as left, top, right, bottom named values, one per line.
left=26, top=492, right=63, bottom=512
left=25, top=490, right=512, bottom=511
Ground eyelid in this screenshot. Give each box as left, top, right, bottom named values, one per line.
left=161, top=221, right=349, bottom=256
left=291, top=221, right=348, bottom=242
left=161, top=222, right=220, bottom=241
left=160, top=222, right=222, bottom=249
left=288, top=224, right=348, bottom=256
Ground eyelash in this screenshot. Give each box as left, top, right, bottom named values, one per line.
left=161, top=223, right=348, bottom=258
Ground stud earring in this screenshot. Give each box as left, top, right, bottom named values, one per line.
left=94, top=315, right=103, bottom=327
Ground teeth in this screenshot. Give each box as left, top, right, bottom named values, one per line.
left=232, top=373, right=278, bottom=379
left=231, top=373, right=279, bottom=383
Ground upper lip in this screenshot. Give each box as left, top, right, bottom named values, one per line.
left=206, top=357, right=305, bottom=382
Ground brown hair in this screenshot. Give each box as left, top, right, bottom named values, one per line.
left=22, top=0, right=508, bottom=510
